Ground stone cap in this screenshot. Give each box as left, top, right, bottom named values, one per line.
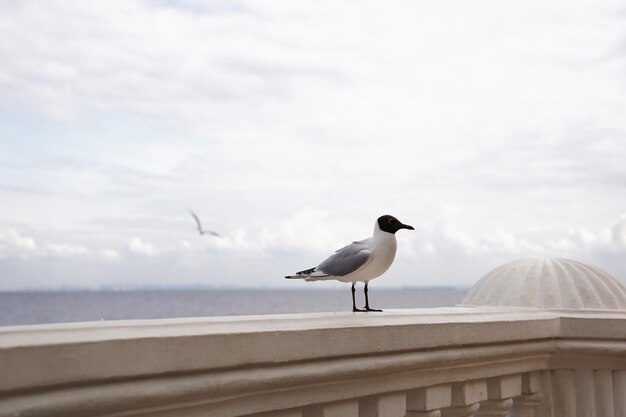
left=461, top=258, right=626, bottom=310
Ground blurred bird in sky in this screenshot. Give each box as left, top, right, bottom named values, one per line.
left=188, top=208, right=222, bottom=237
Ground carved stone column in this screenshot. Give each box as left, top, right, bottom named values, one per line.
left=475, top=374, right=520, bottom=417
left=405, top=411, right=441, bottom=417
left=440, top=403, right=480, bottom=417
left=302, top=404, right=321, bottom=417
left=595, top=370, right=615, bottom=417
left=487, top=374, right=522, bottom=400
left=360, top=392, right=406, bottom=417
left=476, top=399, right=513, bottom=417
left=575, top=369, right=596, bottom=417
left=510, top=393, right=542, bottom=417
left=552, top=370, right=576, bottom=417
left=613, top=370, right=626, bottom=417
left=406, top=384, right=451, bottom=417
left=440, top=380, right=487, bottom=417
left=511, top=372, right=543, bottom=417
left=320, top=399, right=359, bottom=417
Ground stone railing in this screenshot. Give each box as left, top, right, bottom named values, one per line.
left=1, top=307, right=625, bottom=417
left=1, top=258, right=625, bottom=417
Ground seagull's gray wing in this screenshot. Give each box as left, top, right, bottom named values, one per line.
left=316, top=241, right=372, bottom=277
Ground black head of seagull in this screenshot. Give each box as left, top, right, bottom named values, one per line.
left=377, top=215, right=414, bottom=234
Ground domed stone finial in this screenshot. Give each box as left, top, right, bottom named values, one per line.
left=462, top=258, right=626, bottom=310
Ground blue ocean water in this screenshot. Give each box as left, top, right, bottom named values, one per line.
left=0, top=288, right=467, bottom=327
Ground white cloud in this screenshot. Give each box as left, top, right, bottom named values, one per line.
left=0, top=229, right=123, bottom=263
left=113, top=145, right=195, bottom=177
left=0, top=229, right=39, bottom=259
left=1, top=210, right=626, bottom=290
left=204, top=228, right=263, bottom=253
left=128, top=237, right=156, bottom=256
left=259, top=207, right=342, bottom=253
left=98, top=248, right=121, bottom=262
left=611, top=214, right=626, bottom=248
left=46, top=243, right=89, bottom=258
left=0, top=0, right=358, bottom=124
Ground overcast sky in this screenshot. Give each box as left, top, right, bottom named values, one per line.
left=1, top=0, right=625, bottom=291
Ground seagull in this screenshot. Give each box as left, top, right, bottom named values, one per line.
left=285, top=215, right=414, bottom=312
left=187, top=208, right=222, bottom=237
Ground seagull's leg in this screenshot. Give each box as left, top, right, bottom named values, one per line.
left=364, top=282, right=382, bottom=312
left=352, top=282, right=365, bottom=312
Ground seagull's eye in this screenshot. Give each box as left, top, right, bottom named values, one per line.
left=388, top=219, right=395, bottom=224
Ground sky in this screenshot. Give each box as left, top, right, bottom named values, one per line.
left=1, top=0, right=626, bottom=291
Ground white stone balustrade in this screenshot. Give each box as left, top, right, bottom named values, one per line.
left=0, top=258, right=624, bottom=417
left=1, top=308, right=625, bottom=417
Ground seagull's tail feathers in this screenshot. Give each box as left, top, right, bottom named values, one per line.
left=285, top=267, right=332, bottom=281
left=284, top=274, right=305, bottom=279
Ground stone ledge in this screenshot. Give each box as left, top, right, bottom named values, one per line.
left=1, top=307, right=625, bottom=417
left=0, top=308, right=562, bottom=392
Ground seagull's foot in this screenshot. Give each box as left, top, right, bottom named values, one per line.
left=365, top=307, right=383, bottom=312
left=352, top=307, right=367, bottom=312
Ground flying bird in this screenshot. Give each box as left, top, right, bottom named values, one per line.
left=187, top=208, right=222, bottom=237
left=285, top=215, right=414, bottom=312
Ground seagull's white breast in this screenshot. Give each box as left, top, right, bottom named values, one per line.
left=340, top=230, right=397, bottom=283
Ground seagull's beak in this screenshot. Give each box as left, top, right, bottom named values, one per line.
left=401, top=223, right=415, bottom=231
